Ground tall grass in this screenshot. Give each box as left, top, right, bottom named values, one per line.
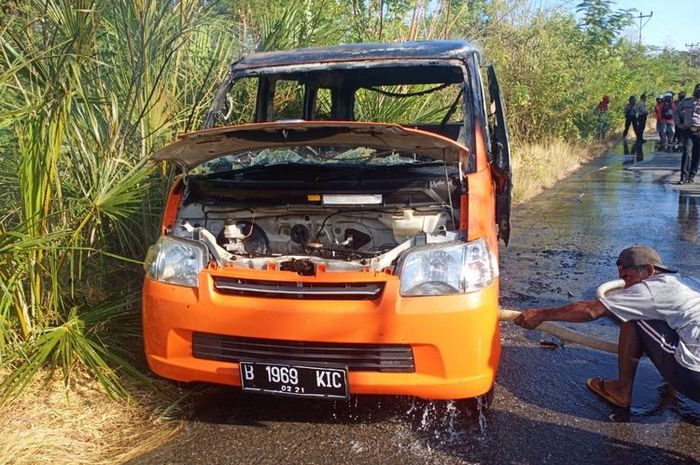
left=511, top=139, right=612, bottom=203
left=0, top=0, right=241, bottom=398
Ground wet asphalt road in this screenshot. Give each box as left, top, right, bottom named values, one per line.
left=129, top=141, right=700, bottom=465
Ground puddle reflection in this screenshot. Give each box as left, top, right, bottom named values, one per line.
left=623, top=141, right=644, bottom=161
left=678, top=192, right=698, bottom=242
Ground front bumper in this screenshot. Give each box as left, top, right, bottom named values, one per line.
left=143, top=269, right=500, bottom=400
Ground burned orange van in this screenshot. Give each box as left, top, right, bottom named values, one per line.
left=143, top=41, right=511, bottom=403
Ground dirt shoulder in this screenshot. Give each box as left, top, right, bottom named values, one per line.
left=0, top=371, right=180, bottom=465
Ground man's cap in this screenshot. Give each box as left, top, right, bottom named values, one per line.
left=616, top=245, right=677, bottom=273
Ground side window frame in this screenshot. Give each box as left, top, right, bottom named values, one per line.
left=254, top=77, right=273, bottom=123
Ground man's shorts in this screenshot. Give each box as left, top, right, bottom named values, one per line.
left=635, top=319, right=700, bottom=402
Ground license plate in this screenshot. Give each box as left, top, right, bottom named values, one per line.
left=239, top=361, right=348, bottom=399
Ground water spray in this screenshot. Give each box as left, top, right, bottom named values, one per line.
left=498, top=279, right=626, bottom=353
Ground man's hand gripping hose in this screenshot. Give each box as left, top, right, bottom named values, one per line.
left=498, top=279, right=626, bottom=353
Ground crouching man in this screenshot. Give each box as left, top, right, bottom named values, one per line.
left=515, top=245, right=700, bottom=407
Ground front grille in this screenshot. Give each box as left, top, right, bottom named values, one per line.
left=192, top=332, right=415, bottom=373
left=213, top=277, right=384, bottom=300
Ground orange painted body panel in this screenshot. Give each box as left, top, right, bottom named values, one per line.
left=143, top=135, right=502, bottom=399
left=143, top=269, right=500, bottom=399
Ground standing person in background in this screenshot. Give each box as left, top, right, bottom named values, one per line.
left=635, top=94, right=649, bottom=143
left=676, top=84, right=700, bottom=184
left=673, top=91, right=687, bottom=149
left=623, top=95, right=637, bottom=142
left=656, top=93, right=676, bottom=152
left=654, top=95, right=663, bottom=147
left=596, top=95, right=611, bottom=139
left=675, top=91, right=686, bottom=108
left=654, top=96, right=663, bottom=146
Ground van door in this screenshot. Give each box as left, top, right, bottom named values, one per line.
left=486, top=65, right=512, bottom=245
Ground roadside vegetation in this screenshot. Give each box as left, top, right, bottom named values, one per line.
left=1, top=0, right=699, bottom=463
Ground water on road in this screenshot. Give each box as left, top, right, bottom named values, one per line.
left=129, top=142, right=700, bottom=465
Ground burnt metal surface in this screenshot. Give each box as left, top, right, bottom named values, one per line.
left=154, top=121, right=464, bottom=169
left=129, top=142, right=700, bottom=465
left=230, top=40, right=477, bottom=72
left=487, top=64, right=512, bottom=245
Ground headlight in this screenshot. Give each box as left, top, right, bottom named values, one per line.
left=144, top=236, right=208, bottom=287
left=398, top=238, right=498, bottom=296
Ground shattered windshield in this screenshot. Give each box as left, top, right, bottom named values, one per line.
left=190, top=146, right=440, bottom=176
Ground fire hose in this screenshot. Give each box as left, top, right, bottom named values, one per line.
left=498, top=279, right=626, bottom=354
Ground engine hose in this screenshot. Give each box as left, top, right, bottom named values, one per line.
left=498, top=279, right=627, bottom=354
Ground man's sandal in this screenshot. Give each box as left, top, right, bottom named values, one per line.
left=586, top=377, right=631, bottom=408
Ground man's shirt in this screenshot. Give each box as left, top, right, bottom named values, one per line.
left=655, top=101, right=675, bottom=123
left=635, top=101, right=648, bottom=116
left=599, top=274, right=700, bottom=371
left=676, top=97, right=700, bottom=127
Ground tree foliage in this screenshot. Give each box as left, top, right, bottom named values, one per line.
left=576, top=0, right=634, bottom=52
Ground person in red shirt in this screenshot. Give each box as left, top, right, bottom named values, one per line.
left=596, top=95, right=610, bottom=139
left=655, top=93, right=676, bottom=151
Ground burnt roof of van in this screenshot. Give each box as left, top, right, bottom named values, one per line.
left=231, top=41, right=477, bottom=72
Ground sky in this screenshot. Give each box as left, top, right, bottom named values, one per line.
left=612, top=0, right=698, bottom=50
left=534, top=0, right=698, bottom=51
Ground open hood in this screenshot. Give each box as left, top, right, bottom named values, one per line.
left=153, top=121, right=465, bottom=170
